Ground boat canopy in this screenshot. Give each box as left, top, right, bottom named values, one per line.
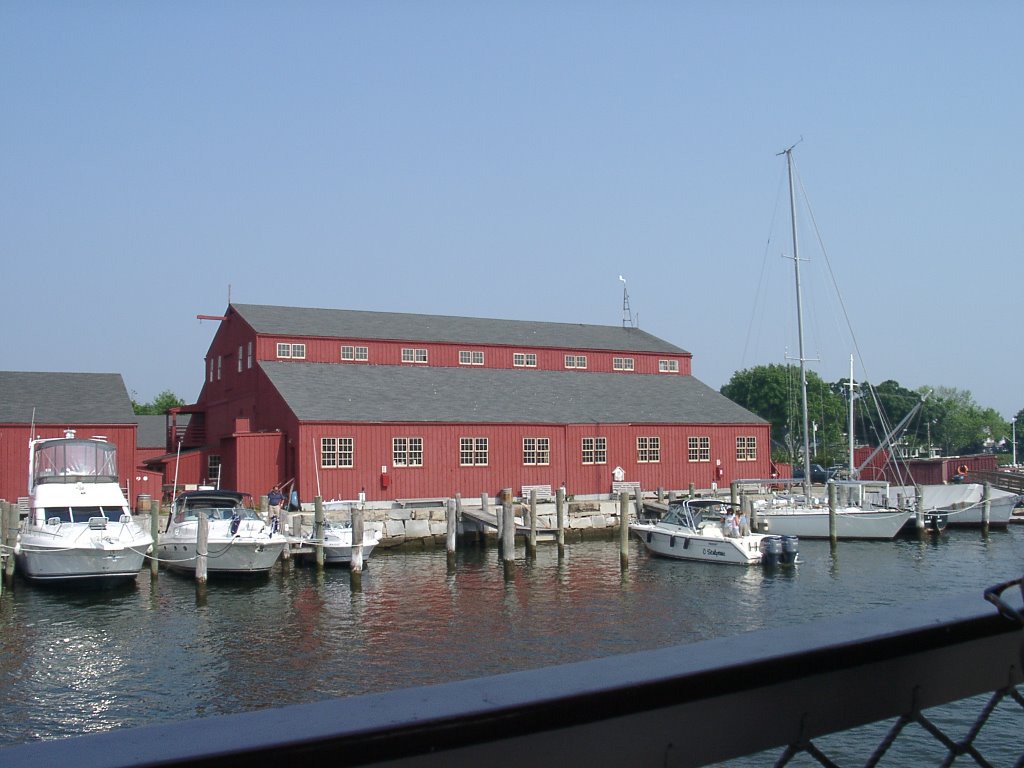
left=32, top=439, right=118, bottom=487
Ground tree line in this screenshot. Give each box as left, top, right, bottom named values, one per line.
left=721, top=364, right=1021, bottom=466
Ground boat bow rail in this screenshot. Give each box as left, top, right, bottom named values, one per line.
left=2, top=582, right=1021, bottom=767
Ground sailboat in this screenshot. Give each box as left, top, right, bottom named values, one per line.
left=753, top=146, right=914, bottom=540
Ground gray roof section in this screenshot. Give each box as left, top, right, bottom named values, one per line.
left=0, top=372, right=136, bottom=425
left=231, top=303, right=689, bottom=355
left=136, top=415, right=169, bottom=448
left=261, top=362, right=764, bottom=425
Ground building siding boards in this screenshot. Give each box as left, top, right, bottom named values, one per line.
left=173, top=303, right=769, bottom=503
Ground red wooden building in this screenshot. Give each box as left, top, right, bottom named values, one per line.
left=150, top=304, right=772, bottom=505
left=0, top=372, right=139, bottom=504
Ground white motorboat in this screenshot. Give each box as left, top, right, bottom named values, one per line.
left=753, top=495, right=914, bottom=540
left=889, top=483, right=1020, bottom=528
left=305, top=521, right=381, bottom=565
left=158, top=490, right=287, bottom=575
left=15, top=431, right=153, bottom=583
left=630, top=498, right=798, bottom=566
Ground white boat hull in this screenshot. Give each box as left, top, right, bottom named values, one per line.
left=305, top=525, right=381, bottom=564
left=756, top=507, right=913, bottom=540
left=16, top=533, right=150, bottom=582
left=158, top=538, right=286, bottom=574
left=890, top=484, right=1020, bottom=528
left=631, top=523, right=766, bottom=564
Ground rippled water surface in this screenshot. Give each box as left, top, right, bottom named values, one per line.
left=1, top=526, right=1022, bottom=761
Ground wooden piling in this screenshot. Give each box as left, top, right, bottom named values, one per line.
left=351, top=508, right=365, bottom=575
left=688, top=482, right=695, bottom=498
left=528, top=489, right=538, bottom=554
left=314, top=497, right=325, bottom=568
left=150, top=496, right=160, bottom=577
left=555, top=486, right=565, bottom=551
left=982, top=482, right=991, bottom=531
left=444, top=499, right=456, bottom=573
left=657, top=486, right=665, bottom=503
left=2, top=500, right=13, bottom=584
left=501, top=499, right=515, bottom=565
left=915, top=486, right=924, bottom=532
left=195, top=512, right=208, bottom=584
left=619, top=491, right=629, bottom=569
left=481, top=492, right=492, bottom=544
left=828, top=481, right=837, bottom=545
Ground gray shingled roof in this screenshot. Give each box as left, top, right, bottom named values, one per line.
left=0, top=372, right=136, bottom=424
left=231, top=303, right=689, bottom=355
left=261, top=362, right=763, bottom=425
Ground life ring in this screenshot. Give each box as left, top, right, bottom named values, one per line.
left=957, top=464, right=968, bottom=475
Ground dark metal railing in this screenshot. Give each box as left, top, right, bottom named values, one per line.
left=2, top=581, right=1022, bottom=768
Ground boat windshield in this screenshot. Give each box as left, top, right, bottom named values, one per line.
left=173, top=502, right=259, bottom=522
left=33, top=440, right=118, bottom=486
left=39, top=505, right=126, bottom=524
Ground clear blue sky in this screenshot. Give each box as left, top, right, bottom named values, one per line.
left=3, top=3, right=1021, bottom=422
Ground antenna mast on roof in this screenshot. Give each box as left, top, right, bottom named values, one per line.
left=619, top=275, right=636, bottom=328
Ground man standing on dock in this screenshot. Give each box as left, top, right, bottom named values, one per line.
left=268, top=485, right=284, bottom=517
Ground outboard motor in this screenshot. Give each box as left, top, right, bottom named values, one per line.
left=759, top=536, right=782, bottom=567
left=781, top=535, right=800, bottom=565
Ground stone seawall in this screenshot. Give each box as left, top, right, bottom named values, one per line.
left=293, top=498, right=631, bottom=550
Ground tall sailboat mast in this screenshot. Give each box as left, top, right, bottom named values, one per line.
left=784, top=145, right=813, bottom=499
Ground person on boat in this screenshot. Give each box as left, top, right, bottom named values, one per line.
left=268, top=485, right=284, bottom=516
left=725, top=508, right=741, bottom=538
left=738, top=506, right=751, bottom=536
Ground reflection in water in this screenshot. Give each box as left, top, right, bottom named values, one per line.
left=0, top=527, right=1021, bottom=756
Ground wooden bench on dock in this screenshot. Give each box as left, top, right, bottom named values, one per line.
left=520, top=484, right=554, bottom=501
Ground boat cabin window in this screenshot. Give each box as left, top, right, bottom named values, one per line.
left=33, top=440, right=119, bottom=485
left=41, top=507, right=73, bottom=524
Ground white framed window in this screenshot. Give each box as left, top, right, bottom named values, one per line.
left=460, top=437, right=488, bottom=466
left=659, top=359, right=680, bottom=373
left=613, top=357, right=635, bottom=371
left=637, top=436, right=661, bottom=463
left=513, top=352, right=537, bottom=367
left=247, top=341, right=253, bottom=369
left=582, top=437, right=607, bottom=465
left=564, top=355, right=588, bottom=369
left=459, top=350, right=484, bottom=366
left=277, top=343, right=306, bottom=359
left=522, top=437, right=550, bottom=466
left=208, top=358, right=214, bottom=383
left=321, top=437, right=354, bottom=468
left=341, top=345, right=369, bottom=361
left=217, top=355, right=222, bottom=380
left=238, top=345, right=243, bottom=373
left=402, top=347, right=428, bottom=363
left=393, top=437, right=424, bottom=467
left=688, top=436, right=711, bottom=462
left=736, top=436, right=757, bottom=461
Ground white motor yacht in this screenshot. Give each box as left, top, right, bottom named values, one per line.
left=16, top=431, right=153, bottom=583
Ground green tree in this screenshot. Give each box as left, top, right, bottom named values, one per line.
left=721, top=364, right=845, bottom=464
left=132, top=390, right=186, bottom=415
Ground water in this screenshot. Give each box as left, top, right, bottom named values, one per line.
left=1, top=527, right=1022, bottom=762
